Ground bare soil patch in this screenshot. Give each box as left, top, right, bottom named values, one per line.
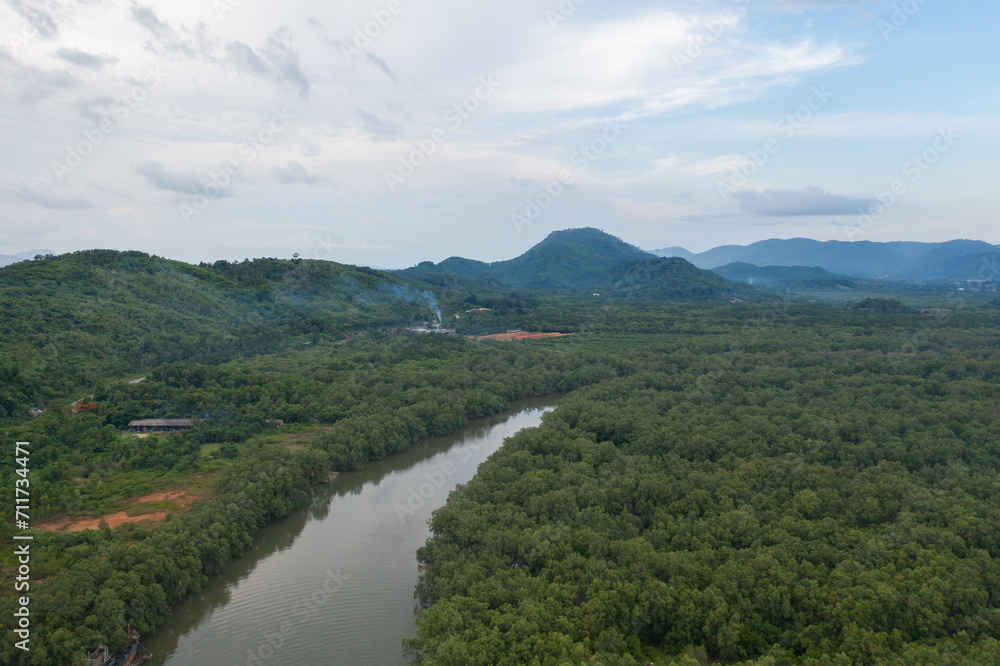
left=38, top=489, right=202, bottom=532
left=476, top=332, right=574, bottom=341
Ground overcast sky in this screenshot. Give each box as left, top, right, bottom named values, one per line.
left=1, top=0, right=996, bottom=267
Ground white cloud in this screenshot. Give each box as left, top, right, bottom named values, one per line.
left=53, top=48, right=119, bottom=69
left=767, top=0, right=866, bottom=14
left=496, top=11, right=850, bottom=118
left=0, top=169, right=91, bottom=209
left=733, top=186, right=875, bottom=216
left=225, top=29, right=311, bottom=99
left=689, top=155, right=752, bottom=175
left=135, top=160, right=219, bottom=195
left=653, top=154, right=752, bottom=176
left=779, top=112, right=999, bottom=140
left=271, top=160, right=332, bottom=186
left=0, top=0, right=991, bottom=264
left=610, top=196, right=704, bottom=222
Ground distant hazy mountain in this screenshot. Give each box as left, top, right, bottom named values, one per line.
left=0, top=249, right=56, bottom=268
left=647, top=246, right=696, bottom=263
left=399, top=228, right=652, bottom=289
left=652, top=239, right=999, bottom=281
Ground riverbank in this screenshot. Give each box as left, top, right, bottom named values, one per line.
left=144, top=395, right=562, bottom=664
left=0, top=332, right=617, bottom=665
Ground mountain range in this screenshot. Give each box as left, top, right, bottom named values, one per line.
left=652, top=238, right=999, bottom=282
left=398, top=228, right=749, bottom=300
left=400, top=230, right=999, bottom=290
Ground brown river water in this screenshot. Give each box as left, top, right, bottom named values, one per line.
left=144, top=394, right=561, bottom=665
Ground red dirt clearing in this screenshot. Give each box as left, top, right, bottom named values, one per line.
left=38, top=490, right=200, bottom=532
left=476, top=332, right=575, bottom=341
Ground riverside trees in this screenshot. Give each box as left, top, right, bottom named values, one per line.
left=407, top=306, right=1000, bottom=665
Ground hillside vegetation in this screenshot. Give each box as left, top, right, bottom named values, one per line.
left=605, top=257, right=757, bottom=301
left=0, top=250, right=442, bottom=418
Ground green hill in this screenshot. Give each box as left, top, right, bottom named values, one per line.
left=399, top=228, right=651, bottom=289
left=0, top=250, right=442, bottom=418
left=604, top=256, right=757, bottom=301
left=714, top=262, right=840, bottom=282
left=396, top=229, right=764, bottom=300
left=492, top=228, right=650, bottom=288
left=712, top=262, right=858, bottom=290
left=403, top=256, right=491, bottom=281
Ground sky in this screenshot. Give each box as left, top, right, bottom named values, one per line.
left=0, top=0, right=997, bottom=268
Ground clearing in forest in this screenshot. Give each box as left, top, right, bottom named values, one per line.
left=38, top=482, right=213, bottom=532
left=476, top=332, right=574, bottom=341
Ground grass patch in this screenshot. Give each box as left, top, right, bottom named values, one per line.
left=124, top=500, right=181, bottom=516
left=199, top=443, right=222, bottom=457
left=263, top=424, right=336, bottom=451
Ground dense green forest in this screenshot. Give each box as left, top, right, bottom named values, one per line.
left=0, top=334, right=618, bottom=664
left=1, top=243, right=999, bottom=664
left=407, top=308, right=1000, bottom=665
left=0, top=250, right=462, bottom=419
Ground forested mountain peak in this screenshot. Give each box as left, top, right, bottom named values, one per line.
left=397, top=227, right=652, bottom=289
left=499, top=227, right=651, bottom=288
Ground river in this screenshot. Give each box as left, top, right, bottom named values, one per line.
left=144, top=394, right=561, bottom=665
